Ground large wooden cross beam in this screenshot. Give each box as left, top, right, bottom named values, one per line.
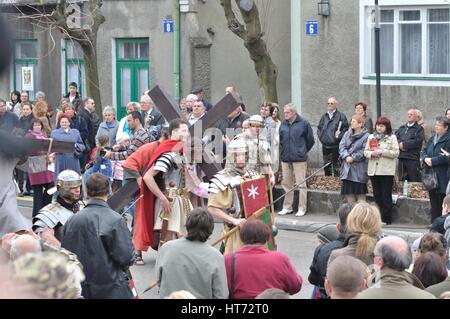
left=106, top=86, right=240, bottom=213
left=0, top=131, right=75, bottom=155
left=148, top=85, right=240, bottom=180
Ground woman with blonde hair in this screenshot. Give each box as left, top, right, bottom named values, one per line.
left=328, top=202, right=382, bottom=266
left=415, top=109, right=431, bottom=148
left=32, top=100, right=52, bottom=137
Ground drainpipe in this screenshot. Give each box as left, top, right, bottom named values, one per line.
left=291, top=0, right=301, bottom=113
left=173, top=0, right=181, bottom=101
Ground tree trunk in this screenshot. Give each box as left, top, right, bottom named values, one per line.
left=245, top=38, right=278, bottom=103
left=80, top=39, right=102, bottom=120
left=220, top=0, right=278, bottom=103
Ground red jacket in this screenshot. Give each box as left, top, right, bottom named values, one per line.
left=224, top=245, right=303, bottom=299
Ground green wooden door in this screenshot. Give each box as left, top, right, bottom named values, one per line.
left=116, top=39, right=150, bottom=119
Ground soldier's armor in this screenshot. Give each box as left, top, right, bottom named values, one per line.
left=152, top=151, right=192, bottom=240
left=209, top=168, right=261, bottom=223
left=32, top=201, right=84, bottom=242
left=153, top=152, right=184, bottom=190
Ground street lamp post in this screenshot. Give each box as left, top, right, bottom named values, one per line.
left=375, top=0, right=382, bottom=118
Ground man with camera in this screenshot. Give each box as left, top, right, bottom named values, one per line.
left=103, top=111, right=152, bottom=161
left=140, top=93, right=165, bottom=129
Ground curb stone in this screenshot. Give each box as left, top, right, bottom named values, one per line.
left=275, top=217, right=426, bottom=245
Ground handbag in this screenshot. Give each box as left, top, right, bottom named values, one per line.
left=27, top=155, right=48, bottom=173
left=421, top=166, right=438, bottom=191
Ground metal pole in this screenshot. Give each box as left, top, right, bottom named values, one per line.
left=291, top=0, right=302, bottom=113
left=375, top=0, right=382, bottom=118
left=173, top=0, right=181, bottom=101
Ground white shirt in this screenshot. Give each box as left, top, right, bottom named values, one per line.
left=327, top=109, right=336, bottom=119
left=188, top=113, right=205, bottom=125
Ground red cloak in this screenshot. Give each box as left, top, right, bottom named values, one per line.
left=133, top=139, right=183, bottom=251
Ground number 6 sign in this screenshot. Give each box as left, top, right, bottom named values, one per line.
left=306, top=20, right=318, bottom=36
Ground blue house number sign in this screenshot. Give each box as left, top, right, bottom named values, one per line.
left=306, top=20, right=318, bottom=36
left=164, top=20, right=174, bottom=33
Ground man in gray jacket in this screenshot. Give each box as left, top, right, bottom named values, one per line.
left=155, top=208, right=228, bottom=299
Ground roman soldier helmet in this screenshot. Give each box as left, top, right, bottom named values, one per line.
left=248, top=114, right=265, bottom=127
left=56, top=170, right=82, bottom=202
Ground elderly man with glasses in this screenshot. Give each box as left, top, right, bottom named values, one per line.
left=317, top=97, right=349, bottom=177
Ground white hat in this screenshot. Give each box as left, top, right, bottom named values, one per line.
left=185, top=94, right=198, bottom=102
left=248, top=114, right=264, bottom=127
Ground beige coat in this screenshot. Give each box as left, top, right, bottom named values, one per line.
left=418, top=120, right=432, bottom=149
left=356, top=268, right=435, bottom=299
left=364, top=134, right=399, bottom=176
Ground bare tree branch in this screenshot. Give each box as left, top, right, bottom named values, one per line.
left=220, top=0, right=278, bottom=102
left=220, top=0, right=246, bottom=39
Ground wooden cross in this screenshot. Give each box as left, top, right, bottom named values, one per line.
left=148, top=85, right=240, bottom=179
left=106, top=85, right=240, bottom=212
left=0, top=131, right=75, bottom=155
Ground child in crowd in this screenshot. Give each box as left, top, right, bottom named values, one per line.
left=110, top=134, right=130, bottom=192
left=83, top=135, right=112, bottom=196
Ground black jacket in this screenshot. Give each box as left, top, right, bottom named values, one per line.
left=16, top=114, right=34, bottom=136
left=64, top=92, right=83, bottom=112
left=78, top=108, right=97, bottom=148
left=317, top=110, right=349, bottom=149
left=279, top=114, right=315, bottom=162
left=308, top=233, right=345, bottom=299
left=148, top=108, right=166, bottom=127
left=61, top=199, right=135, bottom=299
left=421, top=132, right=450, bottom=194
left=0, top=111, right=18, bottom=133
left=395, top=122, right=424, bottom=160
left=202, top=98, right=213, bottom=111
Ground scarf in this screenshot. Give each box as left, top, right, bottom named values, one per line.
left=56, top=195, right=81, bottom=214
left=106, top=121, right=117, bottom=129
left=373, top=132, right=385, bottom=141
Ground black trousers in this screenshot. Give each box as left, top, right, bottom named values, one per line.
left=398, top=159, right=421, bottom=182
left=370, top=175, right=394, bottom=224
left=32, top=182, right=54, bottom=218
left=429, top=192, right=445, bottom=224
left=15, top=169, right=31, bottom=192
left=322, top=147, right=340, bottom=177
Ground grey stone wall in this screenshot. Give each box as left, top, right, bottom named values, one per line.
left=305, top=189, right=430, bottom=225
left=301, top=0, right=360, bottom=126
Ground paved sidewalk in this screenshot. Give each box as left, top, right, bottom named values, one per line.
left=275, top=213, right=428, bottom=244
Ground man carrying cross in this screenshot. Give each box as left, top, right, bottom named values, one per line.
left=135, top=118, right=192, bottom=257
